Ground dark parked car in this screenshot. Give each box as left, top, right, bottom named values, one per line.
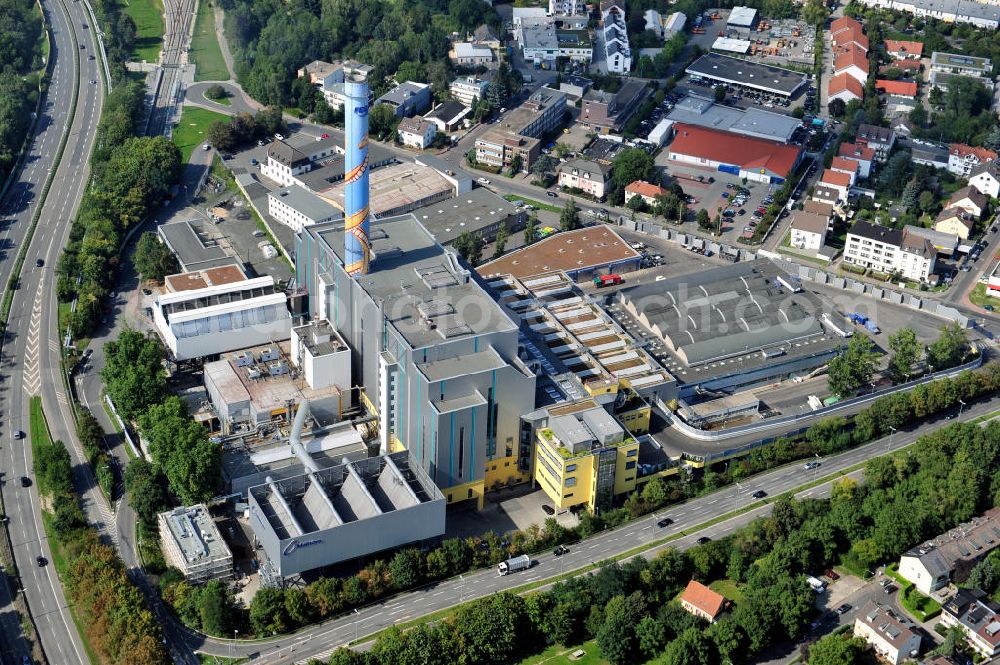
left=836, top=603, right=852, bottom=614
left=657, top=517, right=673, bottom=528
left=542, top=504, right=555, bottom=515
left=884, top=584, right=898, bottom=594
left=696, top=536, right=712, bottom=544
left=825, top=569, right=840, bottom=580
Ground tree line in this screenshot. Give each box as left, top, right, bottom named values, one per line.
left=311, top=416, right=1000, bottom=665
left=54, top=80, right=181, bottom=337
left=32, top=400, right=169, bottom=665
left=160, top=363, right=1000, bottom=644
left=0, top=0, right=44, bottom=185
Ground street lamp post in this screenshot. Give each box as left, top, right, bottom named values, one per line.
left=959, top=399, right=966, bottom=419
left=887, top=425, right=896, bottom=454
left=354, top=608, right=361, bottom=643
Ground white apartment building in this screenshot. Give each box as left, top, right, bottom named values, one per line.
left=267, top=185, right=341, bottom=233
left=941, top=589, right=1000, bottom=659
left=603, top=4, right=632, bottom=74
left=857, top=0, right=1000, bottom=29
left=970, top=162, right=1000, bottom=198
left=789, top=210, right=829, bottom=251
left=557, top=159, right=611, bottom=199
left=948, top=143, right=997, bottom=177
left=260, top=138, right=340, bottom=187
left=853, top=603, right=921, bottom=665
left=844, top=221, right=936, bottom=282
left=450, top=75, right=491, bottom=106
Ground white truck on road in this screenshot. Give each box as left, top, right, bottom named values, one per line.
left=498, top=554, right=532, bottom=576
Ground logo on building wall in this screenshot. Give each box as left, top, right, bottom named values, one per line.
left=354, top=104, right=369, bottom=117
left=283, top=538, right=323, bottom=555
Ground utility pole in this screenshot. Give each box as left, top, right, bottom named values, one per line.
left=887, top=425, right=896, bottom=454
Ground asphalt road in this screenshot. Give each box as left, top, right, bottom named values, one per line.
left=0, top=0, right=106, bottom=662
left=175, top=394, right=1000, bottom=663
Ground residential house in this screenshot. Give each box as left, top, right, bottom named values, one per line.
left=830, top=16, right=868, bottom=51
left=884, top=39, right=923, bottom=59
left=890, top=116, right=915, bottom=138
left=853, top=602, right=922, bottom=665
left=397, top=116, right=437, bottom=150
left=856, top=123, right=896, bottom=160
left=625, top=181, right=668, bottom=207
left=472, top=24, right=501, bottom=50
left=812, top=185, right=842, bottom=206
left=876, top=79, right=918, bottom=98
left=579, top=79, right=651, bottom=134
left=898, top=509, right=1000, bottom=595
left=931, top=51, right=992, bottom=78
left=839, top=142, right=876, bottom=178
left=904, top=224, right=959, bottom=256
left=450, top=75, right=491, bottom=107
left=298, top=60, right=374, bottom=110
left=820, top=168, right=853, bottom=199
left=679, top=580, right=726, bottom=623
left=602, top=3, right=632, bottom=74
left=789, top=209, right=829, bottom=251
left=828, top=74, right=864, bottom=104
left=941, top=588, right=1000, bottom=659
left=844, top=220, right=936, bottom=281
left=830, top=156, right=859, bottom=184
left=947, top=186, right=988, bottom=218
left=834, top=45, right=870, bottom=85
left=934, top=208, right=976, bottom=240
left=948, top=144, right=997, bottom=177
left=425, top=101, right=472, bottom=134
left=969, top=161, right=1000, bottom=199
left=376, top=81, right=433, bottom=118
left=558, top=159, right=611, bottom=200
left=857, top=0, right=1000, bottom=30
left=911, top=142, right=950, bottom=170
left=450, top=42, right=494, bottom=67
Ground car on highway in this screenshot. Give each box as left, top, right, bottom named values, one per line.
left=80, top=43, right=85, bottom=49
left=12, top=430, right=23, bottom=439
left=35, top=258, right=43, bottom=267
left=20, top=477, right=30, bottom=487
left=696, top=536, right=711, bottom=544
left=88, top=55, right=94, bottom=60
left=657, top=517, right=673, bottom=527
left=751, top=490, right=766, bottom=499
left=553, top=545, right=569, bottom=556
left=546, top=191, right=559, bottom=198
left=321, top=133, right=330, bottom=139
left=804, top=461, right=820, bottom=470
left=36, top=556, right=46, bottom=567
left=542, top=504, right=555, bottom=515
left=836, top=603, right=852, bottom=614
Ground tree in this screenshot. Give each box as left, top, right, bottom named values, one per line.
left=553, top=142, right=572, bottom=159
left=139, top=396, right=221, bottom=503
left=560, top=200, right=580, bottom=231
left=802, top=0, right=830, bottom=25
left=453, top=592, right=530, bottom=665
left=205, top=84, right=228, bottom=101
left=493, top=222, right=508, bottom=260
left=918, top=189, right=937, bottom=213
left=508, top=153, right=522, bottom=175
left=714, top=85, right=726, bottom=103
left=627, top=195, right=647, bottom=212
left=369, top=104, right=399, bottom=140
left=827, top=334, right=879, bottom=397
left=984, top=126, right=1000, bottom=152
left=453, top=231, right=483, bottom=266
left=134, top=232, right=179, bottom=282
left=804, top=633, right=866, bottom=665
left=101, top=328, right=168, bottom=422
left=389, top=548, right=424, bottom=590
left=596, top=592, right=645, bottom=665
left=524, top=215, right=538, bottom=245
left=828, top=98, right=846, bottom=118
left=659, top=627, right=719, bottom=665
left=927, top=322, right=970, bottom=371
left=887, top=327, right=920, bottom=383
left=531, top=154, right=558, bottom=178
left=254, top=106, right=285, bottom=136
left=250, top=587, right=288, bottom=636
left=124, top=458, right=169, bottom=526
left=198, top=580, right=235, bottom=636
left=696, top=208, right=712, bottom=230
left=611, top=149, right=654, bottom=189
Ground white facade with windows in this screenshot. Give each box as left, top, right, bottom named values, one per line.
left=152, top=276, right=292, bottom=361
left=268, top=186, right=341, bottom=233
left=844, top=222, right=936, bottom=282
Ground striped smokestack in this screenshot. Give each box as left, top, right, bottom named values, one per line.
left=344, top=78, right=371, bottom=276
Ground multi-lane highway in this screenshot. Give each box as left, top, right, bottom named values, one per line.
left=0, top=0, right=107, bottom=661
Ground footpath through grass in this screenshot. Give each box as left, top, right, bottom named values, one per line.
left=190, top=0, right=230, bottom=81
left=122, top=0, right=164, bottom=63
left=173, top=106, right=231, bottom=162
left=518, top=640, right=607, bottom=665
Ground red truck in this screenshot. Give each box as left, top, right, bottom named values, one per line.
left=594, top=274, right=624, bottom=288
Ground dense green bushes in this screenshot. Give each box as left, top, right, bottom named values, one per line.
left=0, top=0, right=44, bottom=185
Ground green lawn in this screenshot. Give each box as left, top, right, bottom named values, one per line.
left=517, top=641, right=608, bottom=665
left=709, top=578, right=745, bottom=604
left=172, top=106, right=231, bottom=162
left=190, top=0, right=229, bottom=81
left=205, top=90, right=231, bottom=105
left=122, top=0, right=164, bottom=63
left=29, top=395, right=51, bottom=448
left=503, top=194, right=561, bottom=213
left=198, top=656, right=246, bottom=665
left=886, top=564, right=942, bottom=621
left=969, top=283, right=996, bottom=309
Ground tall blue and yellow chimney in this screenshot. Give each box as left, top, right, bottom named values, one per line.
left=344, top=78, right=371, bottom=276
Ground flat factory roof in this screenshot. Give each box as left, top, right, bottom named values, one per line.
left=686, top=53, right=808, bottom=96
left=667, top=94, right=800, bottom=143
left=410, top=188, right=519, bottom=245
left=477, top=226, right=640, bottom=280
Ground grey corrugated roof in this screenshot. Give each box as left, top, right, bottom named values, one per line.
left=269, top=186, right=342, bottom=222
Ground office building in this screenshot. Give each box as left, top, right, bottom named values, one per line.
left=931, top=51, right=993, bottom=77
left=475, top=130, right=541, bottom=172
left=261, top=137, right=342, bottom=187
left=580, top=79, right=650, bottom=134
left=410, top=188, right=526, bottom=246
left=159, top=505, right=233, bottom=583
left=844, top=221, right=936, bottom=281
left=498, top=87, right=567, bottom=139
left=376, top=81, right=432, bottom=118
left=158, top=219, right=240, bottom=273
left=268, top=186, right=342, bottom=233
